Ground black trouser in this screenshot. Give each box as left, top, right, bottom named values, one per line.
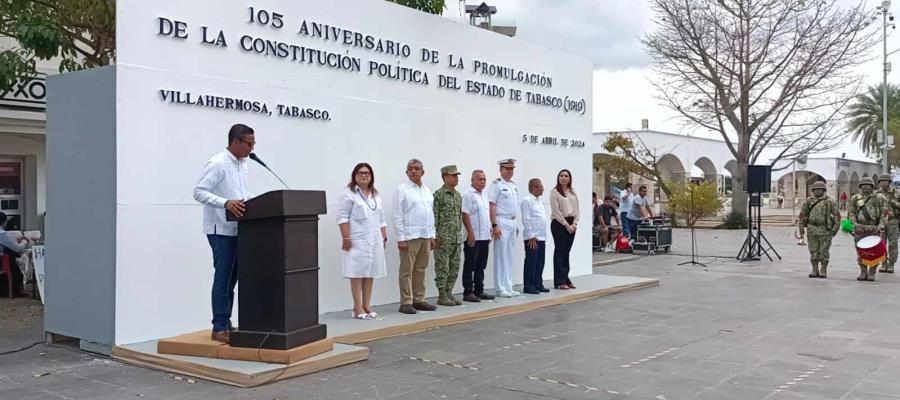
left=551, top=219, right=575, bottom=287
left=462, top=240, right=490, bottom=295
left=0, top=249, right=24, bottom=297
left=523, top=240, right=546, bottom=291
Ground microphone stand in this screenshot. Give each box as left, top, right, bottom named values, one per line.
left=250, top=153, right=290, bottom=189
left=678, top=185, right=706, bottom=267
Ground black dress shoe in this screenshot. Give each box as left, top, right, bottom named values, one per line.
left=523, top=289, right=540, bottom=295
left=477, top=292, right=495, bottom=300
left=463, top=293, right=481, bottom=302
left=538, top=287, right=550, bottom=293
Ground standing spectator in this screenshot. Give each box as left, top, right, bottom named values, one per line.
left=337, top=163, right=387, bottom=320
left=433, top=165, right=464, bottom=307
left=461, top=170, right=495, bottom=302
left=488, top=158, right=520, bottom=298
left=393, top=159, right=437, bottom=314
left=840, top=191, right=848, bottom=210
left=549, top=169, right=579, bottom=290
left=777, top=192, right=784, bottom=208
left=521, top=178, right=548, bottom=294
left=597, top=196, right=621, bottom=251
left=619, top=183, right=633, bottom=237
left=626, top=185, right=653, bottom=240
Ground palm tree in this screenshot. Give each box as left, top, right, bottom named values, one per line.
left=847, top=84, right=900, bottom=157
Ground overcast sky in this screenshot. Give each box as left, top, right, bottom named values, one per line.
left=445, top=0, right=893, bottom=164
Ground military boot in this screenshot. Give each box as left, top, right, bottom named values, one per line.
left=858, top=266, right=868, bottom=281
left=819, top=264, right=827, bottom=278
left=868, top=267, right=877, bottom=281
left=809, top=261, right=820, bottom=278
left=446, top=291, right=463, bottom=306
left=437, top=290, right=456, bottom=306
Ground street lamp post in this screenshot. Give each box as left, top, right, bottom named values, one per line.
left=881, top=1, right=894, bottom=175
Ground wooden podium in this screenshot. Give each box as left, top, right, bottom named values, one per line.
left=227, top=190, right=327, bottom=350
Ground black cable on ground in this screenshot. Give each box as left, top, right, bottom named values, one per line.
left=0, top=341, right=44, bottom=356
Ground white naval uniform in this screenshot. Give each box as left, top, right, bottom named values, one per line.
left=487, top=178, right=519, bottom=294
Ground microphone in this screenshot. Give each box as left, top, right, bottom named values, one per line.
left=249, top=152, right=290, bottom=189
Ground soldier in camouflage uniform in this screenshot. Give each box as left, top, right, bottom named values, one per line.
left=849, top=177, right=891, bottom=281
left=877, top=174, right=900, bottom=273
left=797, top=181, right=840, bottom=278
left=433, top=165, right=464, bottom=306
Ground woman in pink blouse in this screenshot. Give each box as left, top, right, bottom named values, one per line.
left=549, top=169, right=579, bottom=289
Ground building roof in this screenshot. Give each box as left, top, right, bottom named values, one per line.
left=594, top=129, right=727, bottom=144
left=466, top=3, right=497, bottom=14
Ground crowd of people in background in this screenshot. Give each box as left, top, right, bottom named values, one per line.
left=591, top=183, right=654, bottom=253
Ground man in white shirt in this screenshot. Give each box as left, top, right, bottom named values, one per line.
left=626, top=185, right=653, bottom=240
left=393, top=159, right=437, bottom=314
left=521, top=178, right=548, bottom=295
left=619, top=183, right=633, bottom=237
left=488, top=158, right=520, bottom=297
left=461, top=170, right=495, bottom=302
left=193, top=123, right=255, bottom=343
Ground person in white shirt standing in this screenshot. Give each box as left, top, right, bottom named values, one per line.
left=337, top=162, right=388, bottom=320
left=521, top=178, right=549, bottom=295
left=192, top=123, right=255, bottom=343
left=393, top=159, right=437, bottom=314
left=461, top=170, right=496, bottom=303
left=488, top=158, right=520, bottom=298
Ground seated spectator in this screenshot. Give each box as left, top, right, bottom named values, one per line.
left=596, top=196, right=621, bottom=251
left=0, top=212, right=29, bottom=297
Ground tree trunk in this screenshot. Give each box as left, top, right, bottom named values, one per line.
left=731, top=160, right=749, bottom=216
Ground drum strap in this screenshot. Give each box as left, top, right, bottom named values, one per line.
left=858, top=196, right=876, bottom=224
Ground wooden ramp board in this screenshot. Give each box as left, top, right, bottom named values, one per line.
left=325, top=274, right=659, bottom=344
left=158, top=331, right=334, bottom=364
left=112, top=340, right=368, bottom=388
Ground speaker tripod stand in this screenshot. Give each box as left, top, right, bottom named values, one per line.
left=736, top=192, right=781, bottom=261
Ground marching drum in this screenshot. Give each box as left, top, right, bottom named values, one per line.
left=856, top=235, right=887, bottom=267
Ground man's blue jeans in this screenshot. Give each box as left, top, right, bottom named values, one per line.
left=620, top=212, right=630, bottom=236
left=207, top=234, right=238, bottom=332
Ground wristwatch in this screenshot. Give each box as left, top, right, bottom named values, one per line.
left=492, top=223, right=498, bottom=228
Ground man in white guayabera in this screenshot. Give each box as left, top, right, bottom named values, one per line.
left=193, top=124, right=255, bottom=343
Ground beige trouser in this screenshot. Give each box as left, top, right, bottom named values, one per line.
left=399, top=238, right=430, bottom=305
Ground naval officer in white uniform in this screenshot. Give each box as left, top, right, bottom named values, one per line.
left=488, top=158, right=520, bottom=297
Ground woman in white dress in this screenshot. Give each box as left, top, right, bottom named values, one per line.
left=337, top=163, right=388, bottom=319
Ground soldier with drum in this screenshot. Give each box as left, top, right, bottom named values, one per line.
left=877, top=174, right=900, bottom=273
left=797, top=181, right=840, bottom=278
left=849, top=177, right=892, bottom=281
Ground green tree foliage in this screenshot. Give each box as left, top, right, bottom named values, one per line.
left=667, top=181, right=724, bottom=227
left=846, top=84, right=900, bottom=163
left=386, top=0, right=445, bottom=14
left=0, top=0, right=115, bottom=91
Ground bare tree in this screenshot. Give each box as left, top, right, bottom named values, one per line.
left=643, top=0, right=877, bottom=213
left=600, top=131, right=680, bottom=199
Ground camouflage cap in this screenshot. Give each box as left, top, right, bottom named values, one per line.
left=860, top=177, right=875, bottom=188
left=440, top=165, right=461, bottom=175
left=878, top=173, right=892, bottom=182
left=810, top=181, right=826, bottom=191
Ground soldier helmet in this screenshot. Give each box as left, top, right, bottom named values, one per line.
left=860, top=177, right=875, bottom=188
left=810, top=181, right=826, bottom=191
left=878, top=173, right=893, bottom=183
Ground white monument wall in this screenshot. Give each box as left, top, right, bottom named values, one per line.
left=105, top=0, right=592, bottom=345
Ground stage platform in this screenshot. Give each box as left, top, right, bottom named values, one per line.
left=324, top=274, right=658, bottom=344
left=112, top=340, right=368, bottom=388
left=111, top=273, right=656, bottom=387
